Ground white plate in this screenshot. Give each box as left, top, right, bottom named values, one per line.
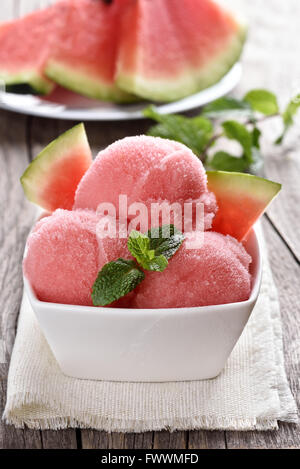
left=0, top=63, right=242, bottom=121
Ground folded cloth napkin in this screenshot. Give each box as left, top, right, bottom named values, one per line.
left=3, top=230, right=298, bottom=432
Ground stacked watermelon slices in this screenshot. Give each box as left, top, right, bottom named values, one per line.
left=0, top=0, right=246, bottom=102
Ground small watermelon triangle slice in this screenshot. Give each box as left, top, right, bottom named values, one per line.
left=21, top=124, right=92, bottom=212
left=207, top=171, right=281, bottom=241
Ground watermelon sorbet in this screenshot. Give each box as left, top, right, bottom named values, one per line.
left=73, top=135, right=217, bottom=231
left=24, top=135, right=253, bottom=308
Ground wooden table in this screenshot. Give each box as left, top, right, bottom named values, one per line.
left=0, top=0, right=299, bottom=449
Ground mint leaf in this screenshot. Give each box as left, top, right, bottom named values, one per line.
left=209, top=151, right=248, bottom=172
left=201, top=97, right=252, bottom=118
left=275, top=94, right=300, bottom=144
left=148, top=225, right=185, bottom=260
left=252, top=127, right=261, bottom=148
left=244, top=89, right=279, bottom=115
left=92, top=259, right=144, bottom=306
left=128, top=225, right=184, bottom=271
left=127, top=230, right=151, bottom=265
left=92, top=224, right=185, bottom=305
left=222, top=120, right=253, bottom=163
left=144, top=106, right=213, bottom=157
left=147, top=255, right=168, bottom=272
left=128, top=230, right=168, bottom=272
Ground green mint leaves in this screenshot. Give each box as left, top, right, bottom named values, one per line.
left=244, top=89, right=279, bottom=116
left=144, top=88, right=300, bottom=174
left=144, top=106, right=213, bottom=157
left=92, top=225, right=184, bottom=306
left=147, top=225, right=185, bottom=260
left=92, top=259, right=145, bottom=307
left=201, top=96, right=252, bottom=118
left=275, top=94, right=300, bottom=144
left=127, top=230, right=168, bottom=272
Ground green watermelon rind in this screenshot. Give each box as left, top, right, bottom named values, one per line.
left=206, top=171, right=282, bottom=204
left=206, top=170, right=282, bottom=240
left=45, top=60, right=138, bottom=103
left=116, top=25, right=247, bottom=102
left=20, top=123, right=91, bottom=207
left=0, top=69, right=54, bottom=95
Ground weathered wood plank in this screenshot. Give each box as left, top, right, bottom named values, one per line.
left=81, top=431, right=109, bottom=449
left=0, top=109, right=40, bottom=448
left=229, top=0, right=300, bottom=262
left=0, top=378, right=42, bottom=449
left=132, top=432, right=154, bottom=449
left=26, top=116, right=79, bottom=449
left=18, top=0, right=55, bottom=17
left=81, top=431, right=154, bottom=449
left=263, top=133, right=300, bottom=263
left=0, top=111, right=35, bottom=367
left=40, top=429, right=77, bottom=449
left=188, top=431, right=226, bottom=449
left=0, top=0, right=17, bottom=21
left=153, top=431, right=188, bottom=450
left=226, top=217, right=300, bottom=449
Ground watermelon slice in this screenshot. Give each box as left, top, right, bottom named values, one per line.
left=116, top=0, right=246, bottom=102
left=21, top=124, right=92, bottom=212
left=45, top=0, right=134, bottom=103
left=207, top=171, right=281, bottom=241
left=0, top=1, right=71, bottom=95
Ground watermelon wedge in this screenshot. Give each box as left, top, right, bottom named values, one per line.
left=45, top=0, right=134, bottom=103
left=21, top=124, right=92, bottom=212
left=0, top=1, right=71, bottom=95
left=207, top=171, right=281, bottom=241
left=116, top=0, right=246, bottom=102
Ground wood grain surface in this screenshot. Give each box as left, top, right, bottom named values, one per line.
left=0, top=0, right=299, bottom=449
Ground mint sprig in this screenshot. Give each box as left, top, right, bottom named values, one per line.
left=127, top=230, right=168, bottom=272
left=244, top=89, right=279, bottom=116
left=144, top=106, right=213, bottom=157
left=201, top=96, right=252, bottom=118
left=92, top=225, right=184, bottom=306
left=144, top=88, right=300, bottom=174
left=92, top=259, right=145, bottom=306
left=147, top=225, right=185, bottom=260
left=275, top=94, right=300, bottom=144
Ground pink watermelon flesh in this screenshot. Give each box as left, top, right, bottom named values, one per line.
left=131, top=231, right=252, bottom=309
left=74, top=135, right=217, bottom=231
left=96, top=216, right=135, bottom=307
left=116, top=0, right=246, bottom=101
left=21, top=124, right=92, bottom=212
left=45, top=0, right=134, bottom=102
left=207, top=171, right=282, bottom=241
left=97, top=217, right=132, bottom=268
left=0, top=1, right=72, bottom=94
left=24, top=210, right=134, bottom=307
left=24, top=209, right=100, bottom=306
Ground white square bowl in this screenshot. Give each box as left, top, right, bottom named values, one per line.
left=24, top=227, right=262, bottom=382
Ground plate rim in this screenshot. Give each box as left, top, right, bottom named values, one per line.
left=0, top=63, right=242, bottom=121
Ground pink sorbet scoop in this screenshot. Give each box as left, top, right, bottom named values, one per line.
left=24, top=210, right=134, bottom=307
left=73, top=135, right=217, bottom=230
left=24, top=209, right=100, bottom=306
left=131, top=231, right=252, bottom=309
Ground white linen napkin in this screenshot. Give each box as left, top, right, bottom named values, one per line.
left=3, top=230, right=297, bottom=432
